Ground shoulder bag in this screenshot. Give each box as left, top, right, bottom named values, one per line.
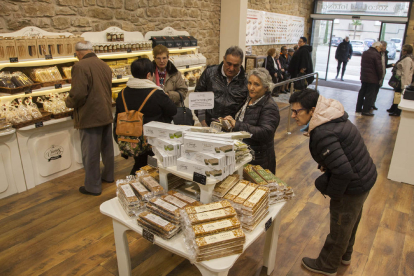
left=172, top=92, right=194, bottom=126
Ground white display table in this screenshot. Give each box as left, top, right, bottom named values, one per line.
left=388, top=97, right=414, bottom=185
left=158, top=155, right=253, bottom=204
left=0, top=129, right=26, bottom=199
left=100, top=197, right=285, bottom=276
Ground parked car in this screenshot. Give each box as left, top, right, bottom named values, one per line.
left=390, top=38, right=402, bottom=51
left=350, top=40, right=365, bottom=55
left=331, top=37, right=343, bottom=47
left=386, top=41, right=397, bottom=60
left=364, top=38, right=376, bottom=48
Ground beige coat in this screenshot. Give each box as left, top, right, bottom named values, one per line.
left=396, top=55, right=414, bottom=88
left=309, top=95, right=344, bottom=133
left=65, top=53, right=113, bottom=129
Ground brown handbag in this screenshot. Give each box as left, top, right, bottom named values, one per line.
left=116, top=88, right=157, bottom=138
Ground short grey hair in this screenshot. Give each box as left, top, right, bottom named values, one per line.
left=247, top=67, right=275, bottom=91
left=224, top=46, right=244, bottom=62
left=75, top=41, right=93, bottom=51
left=372, top=41, right=382, bottom=48
left=380, top=41, right=387, bottom=47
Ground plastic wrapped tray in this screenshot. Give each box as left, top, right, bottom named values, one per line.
left=212, top=174, right=239, bottom=198
left=183, top=207, right=237, bottom=225
left=224, top=180, right=249, bottom=201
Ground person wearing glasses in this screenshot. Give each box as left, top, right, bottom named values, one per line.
left=152, top=45, right=188, bottom=106
left=195, top=46, right=248, bottom=127
left=289, top=89, right=377, bottom=276
left=223, top=68, right=280, bottom=174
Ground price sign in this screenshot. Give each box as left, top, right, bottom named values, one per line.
left=142, top=229, right=154, bottom=243
left=117, top=75, right=122, bottom=79
left=186, top=65, right=190, bottom=69
left=25, top=89, right=32, bottom=95
left=147, top=155, right=158, bottom=168
left=265, top=217, right=272, bottom=231
left=189, top=92, right=214, bottom=110
left=45, top=55, right=53, bottom=60
left=35, top=122, right=44, bottom=128
left=127, top=48, right=132, bottom=53
left=55, top=83, right=62, bottom=89
left=193, top=172, right=207, bottom=185
left=74, top=53, right=77, bottom=57
left=9, top=57, right=18, bottom=63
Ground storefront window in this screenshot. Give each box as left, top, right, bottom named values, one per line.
left=315, top=1, right=410, bottom=17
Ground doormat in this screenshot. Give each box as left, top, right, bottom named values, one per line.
left=317, top=79, right=361, bottom=92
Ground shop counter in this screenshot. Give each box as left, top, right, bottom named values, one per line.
left=388, top=97, right=414, bottom=185
left=0, top=129, right=26, bottom=199
left=100, top=197, right=285, bottom=276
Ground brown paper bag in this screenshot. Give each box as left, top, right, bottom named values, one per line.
left=393, top=92, right=402, bottom=104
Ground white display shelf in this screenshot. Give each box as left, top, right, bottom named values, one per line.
left=100, top=197, right=285, bottom=276
left=0, top=128, right=15, bottom=137
left=158, top=154, right=252, bottom=204
left=177, top=64, right=205, bottom=72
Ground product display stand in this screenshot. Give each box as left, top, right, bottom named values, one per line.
left=157, top=155, right=252, bottom=203
left=100, top=197, right=285, bottom=276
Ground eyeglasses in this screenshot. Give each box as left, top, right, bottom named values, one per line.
left=291, top=108, right=307, bottom=115
left=155, top=57, right=168, bottom=61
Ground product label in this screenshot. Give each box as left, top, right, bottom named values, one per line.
left=131, top=182, right=148, bottom=193
left=164, top=195, right=187, bottom=208
left=121, top=184, right=136, bottom=198
left=173, top=192, right=196, bottom=203
left=229, top=183, right=247, bottom=196
left=204, top=231, right=236, bottom=245
left=145, top=213, right=169, bottom=227
left=202, top=219, right=233, bottom=232
left=196, top=209, right=226, bottom=221
left=154, top=199, right=178, bottom=212
left=194, top=202, right=223, bottom=213
left=238, top=186, right=256, bottom=199
left=144, top=176, right=159, bottom=188
left=248, top=190, right=266, bottom=205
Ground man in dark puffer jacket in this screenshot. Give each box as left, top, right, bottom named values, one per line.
left=289, top=89, right=377, bottom=276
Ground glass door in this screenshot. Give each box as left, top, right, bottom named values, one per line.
left=311, top=20, right=333, bottom=80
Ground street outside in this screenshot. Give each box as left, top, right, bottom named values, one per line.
left=314, top=45, right=400, bottom=90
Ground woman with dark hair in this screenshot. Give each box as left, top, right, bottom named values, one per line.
left=114, top=58, right=177, bottom=174
left=263, top=48, right=283, bottom=96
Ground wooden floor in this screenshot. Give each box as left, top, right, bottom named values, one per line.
left=0, top=86, right=413, bottom=276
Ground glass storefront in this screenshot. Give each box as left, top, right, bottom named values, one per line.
left=315, top=1, right=410, bottom=17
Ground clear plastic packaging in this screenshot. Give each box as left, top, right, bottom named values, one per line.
left=242, top=186, right=269, bottom=213
left=189, top=217, right=241, bottom=239
left=243, top=164, right=267, bottom=185
left=129, top=180, right=153, bottom=201
left=184, top=200, right=233, bottom=215
left=224, top=180, right=249, bottom=201
left=212, top=174, right=240, bottom=198
left=183, top=207, right=237, bottom=225
left=137, top=211, right=181, bottom=239
left=161, top=194, right=188, bottom=208
left=138, top=171, right=165, bottom=196
left=148, top=198, right=180, bottom=217
left=168, top=190, right=201, bottom=206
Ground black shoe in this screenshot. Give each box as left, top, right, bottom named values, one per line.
left=389, top=113, right=400, bottom=117
left=386, top=109, right=393, bottom=112
left=362, top=112, right=374, bottom=116
left=102, top=179, right=114, bottom=183
left=79, top=186, right=101, bottom=196
left=301, top=257, right=337, bottom=276
left=371, top=106, right=378, bottom=110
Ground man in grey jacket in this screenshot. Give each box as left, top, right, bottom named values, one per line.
left=65, top=41, right=114, bottom=196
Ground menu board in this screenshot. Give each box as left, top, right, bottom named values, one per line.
left=246, top=9, right=305, bottom=46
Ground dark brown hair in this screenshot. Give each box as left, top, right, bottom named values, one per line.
left=267, top=48, right=276, bottom=56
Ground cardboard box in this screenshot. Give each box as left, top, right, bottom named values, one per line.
left=153, top=147, right=177, bottom=168
left=179, top=36, right=191, bottom=47
left=171, top=36, right=183, bottom=48
left=143, top=121, right=190, bottom=142
left=147, top=137, right=181, bottom=157
left=37, top=37, right=47, bottom=58
left=181, top=145, right=227, bottom=169
left=163, top=36, right=175, bottom=48
left=186, top=36, right=197, bottom=46
left=151, top=36, right=166, bottom=47
left=177, top=157, right=228, bottom=181
left=183, top=136, right=234, bottom=155
left=0, top=38, right=17, bottom=61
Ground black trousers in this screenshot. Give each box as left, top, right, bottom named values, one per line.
left=130, top=150, right=154, bottom=175
left=388, top=88, right=402, bottom=115
left=356, top=82, right=379, bottom=113
left=336, top=60, right=348, bottom=78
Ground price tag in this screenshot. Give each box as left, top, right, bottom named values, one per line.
left=127, top=48, right=132, bottom=53
left=147, top=155, right=158, bottom=168
left=45, top=55, right=53, bottom=60
left=189, top=92, right=214, bottom=110
left=186, top=65, right=190, bottom=69
left=74, top=53, right=77, bottom=57
left=117, top=75, right=122, bottom=79
left=179, top=46, right=182, bottom=49
left=9, top=57, right=18, bottom=63
left=265, top=217, right=272, bottom=231
left=142, top=229, right=154, bottom=243
left=35, top=122, right=44, bottom=128
left=193, top=172, right=206, bottom=185
left=25, top=89, right=32, bottom=95
left=55, top=83, right=62, bottom=89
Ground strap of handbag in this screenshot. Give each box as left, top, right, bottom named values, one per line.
left=177, top=91, right=185, bottom=108
left=121, top=88, right=158, bottom=113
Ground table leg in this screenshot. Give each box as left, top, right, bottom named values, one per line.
left=197, top=183, right=215, bottom=204
left=113, top=220, right=132, bottom=276
left=263, top=212, right=282, bottom=275
left=158, top=168, right=169, bottom=191
left=195, top=264, right=229, bottom=276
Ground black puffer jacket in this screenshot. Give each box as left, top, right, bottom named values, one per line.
left=263, top=55, right=282, bottom=83
left=195, top=62, right=248, bottom=125
left=279, top=54, right=291, bottom=74
left=288, top=44, right=314, bottom=84
left=308, top=96, right=377, bottom=200
left=233, top=92, right=280, bottom=174
left=335, top=40, right=353, bottom=61
left=360, top=47, right=383, bottom=84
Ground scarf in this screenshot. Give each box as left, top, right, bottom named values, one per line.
left=235, top=94, right=266, bottom=122
left=281, top=52, right=288, bottom=59
left=155, top=67, right=167, bottom=88
left=126, top=78, right=162, bottom=90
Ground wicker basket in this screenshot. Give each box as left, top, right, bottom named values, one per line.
left=12, top=111, right=52, bottom=129
left=52, top=110, right=73, bottom=119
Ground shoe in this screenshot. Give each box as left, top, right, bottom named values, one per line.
left=102, top=179, right=114, bottom=183
left=341, top=258, right=351, bottom=266
left=371, top=106, right=378, bottom=110
left=386, top=109, right=392, bottom=112
left=361, top=112, right=374, bottom=116
left=301, top=257, right=337, bottom=276
left=79, top=186, right=101, bottom=196
left=341, top=78, right=344, bottom=81
left=389, top=113, right=400, bottom=117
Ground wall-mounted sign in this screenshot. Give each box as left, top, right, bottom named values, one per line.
left=44, top=145, right=64, bottom=162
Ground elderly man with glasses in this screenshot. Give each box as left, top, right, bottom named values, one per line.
left=195, top=46, right=248, bottom=127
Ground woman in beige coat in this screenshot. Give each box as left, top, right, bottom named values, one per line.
left=152, top=45, right=188, bottom=106
left=388, top=44, right=414, bottom=116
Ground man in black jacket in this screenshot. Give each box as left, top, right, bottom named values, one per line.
left=288, top=37, right=314, bottom=86
left=195, top=46, right=248, bottom=126
left=335, top=36, right=353, bottom=81
left=372, top=41, right=394, bottom=110
left=289, top=89, right=377, bottom=276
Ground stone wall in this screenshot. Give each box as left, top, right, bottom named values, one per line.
left=0, top=0, right=221, bottom=65
left=248, top=0, right=314, bottom=56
